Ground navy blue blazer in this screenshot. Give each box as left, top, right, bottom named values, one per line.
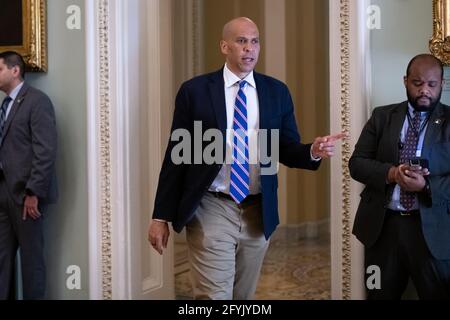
left=350, top=102, right=450, bottom=260
left=152, top=68, right=320, bottom=239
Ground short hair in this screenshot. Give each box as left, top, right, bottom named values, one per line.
left=406, top=54, right=444, bottom=79
left=0, top=51, right=26, bottom=79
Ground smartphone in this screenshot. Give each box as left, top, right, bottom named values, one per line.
left=408, top=158, right=429, bottom=170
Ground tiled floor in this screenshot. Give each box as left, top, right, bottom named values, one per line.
left=175, top=235, right=330, bottom=300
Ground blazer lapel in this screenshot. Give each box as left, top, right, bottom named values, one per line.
left=208, top=70, right=227, bottom=135
left=422, top=103, right=446, bottom=159
left=1, top=83, right=29, bottom=144
left=386, top=101, right=408, bottom=163
left=253, top=72, right=270, bottom=130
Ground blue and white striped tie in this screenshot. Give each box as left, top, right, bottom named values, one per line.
left=230, top=80, right=250, bottom=204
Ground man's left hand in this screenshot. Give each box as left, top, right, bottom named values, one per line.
left=148, top=220, right=170, bottom=255
left=23, top=195, right=41, bottom=220
left=396, top=164, right=427, bottom=192
left=311, top=132, right=347, bottom=159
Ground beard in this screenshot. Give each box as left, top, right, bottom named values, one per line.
left=407, top=89, right=442, bottom=112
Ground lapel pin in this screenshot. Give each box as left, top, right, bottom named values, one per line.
left=434, top=118, right=443, bottom=125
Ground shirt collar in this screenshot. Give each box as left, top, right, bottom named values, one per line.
left=407, top=102, right=427, bottom=119
left=9, top=81, right=25, bottom=101
left=223, top=64, right=256, bottom=89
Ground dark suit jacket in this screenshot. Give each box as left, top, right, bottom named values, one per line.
left=152, top=69, right=320, bottom=239
left=349, top=101, right=450, bottom=260
left=0, top=83, right=58, bottom=206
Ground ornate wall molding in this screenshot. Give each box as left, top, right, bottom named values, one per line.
left=330, top=0, right=367, bottom=300
left=88, top=0, right=176, bottom=300
left=430, top=0, right=450, bottom=64
left=98, top=0, right=113, bottom=300
left=28, top=0, right=47, bottom=71
left=0, top=0, right=47, bottom=71
left=339, top=0, right=352, bottom=300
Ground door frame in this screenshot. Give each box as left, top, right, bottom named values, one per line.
left=86, top=0, right=174, bottom=300
left=85, top=0, right=372, bottom=300
left=329, top=0, right=371, bottom=299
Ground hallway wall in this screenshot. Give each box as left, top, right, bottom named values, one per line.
left=26, top=0, right=89, bottom=299
left=370, top=0, right=432, bottom=108
left=285, top=0, right=329, bottom=225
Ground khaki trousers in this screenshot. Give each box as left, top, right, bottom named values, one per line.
left=186, top=192, right=269, bottom=300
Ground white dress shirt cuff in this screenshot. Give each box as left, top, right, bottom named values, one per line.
left=310, top=145, right=322, bottom=162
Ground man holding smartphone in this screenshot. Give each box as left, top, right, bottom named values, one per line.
left=350, top=54, right=450, bottom=299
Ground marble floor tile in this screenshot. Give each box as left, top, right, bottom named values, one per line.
left=175, top=235, right=330, bottom=300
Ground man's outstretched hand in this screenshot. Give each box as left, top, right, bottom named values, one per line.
left=311, top=132, right=347, bottom=159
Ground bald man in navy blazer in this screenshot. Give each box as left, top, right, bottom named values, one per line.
left=148, top=17, right=343, bottom=300
left=0, top=51, right=57, bottom=300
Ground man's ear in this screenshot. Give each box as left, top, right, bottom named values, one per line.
left=403, top=76, right=408, bottom=88
left=220, top=40, right=228, bottom=55
left=12, top=65, right=21, bottom=78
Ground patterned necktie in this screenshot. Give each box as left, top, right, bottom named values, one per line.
left=399, top=111, right=421, bottom=210
left=230, top=80, right=250, bottom=203
left=0, top=96, right=12, bottom=144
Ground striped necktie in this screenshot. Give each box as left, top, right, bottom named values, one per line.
left=0, top=96, right=12, bottom=144
left=230, top=80, right=250, bottom=203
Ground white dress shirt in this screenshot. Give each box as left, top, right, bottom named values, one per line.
left=208, top=64, right=261, bottom=195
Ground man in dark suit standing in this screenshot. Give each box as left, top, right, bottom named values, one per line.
left=148, top=17, right=344, bottom=299
left=350, top=54, right=450, bottom=299
left=0, top=51, right=57, bottom=299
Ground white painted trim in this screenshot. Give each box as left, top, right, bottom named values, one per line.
left=86, top=0, right=174, bottom=300
left=86, top=0, right=102, bottom=300
left=86, top=0, right=135, bottom=300
left=109, top=0, right=133, bottom=300
left=142, top=0, right=165, bottom=295
left=329, top=0, right=370, bottom=300
left=348, top=0, right=371, bottom=299
left=329, top=0, right=343, bottom=298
